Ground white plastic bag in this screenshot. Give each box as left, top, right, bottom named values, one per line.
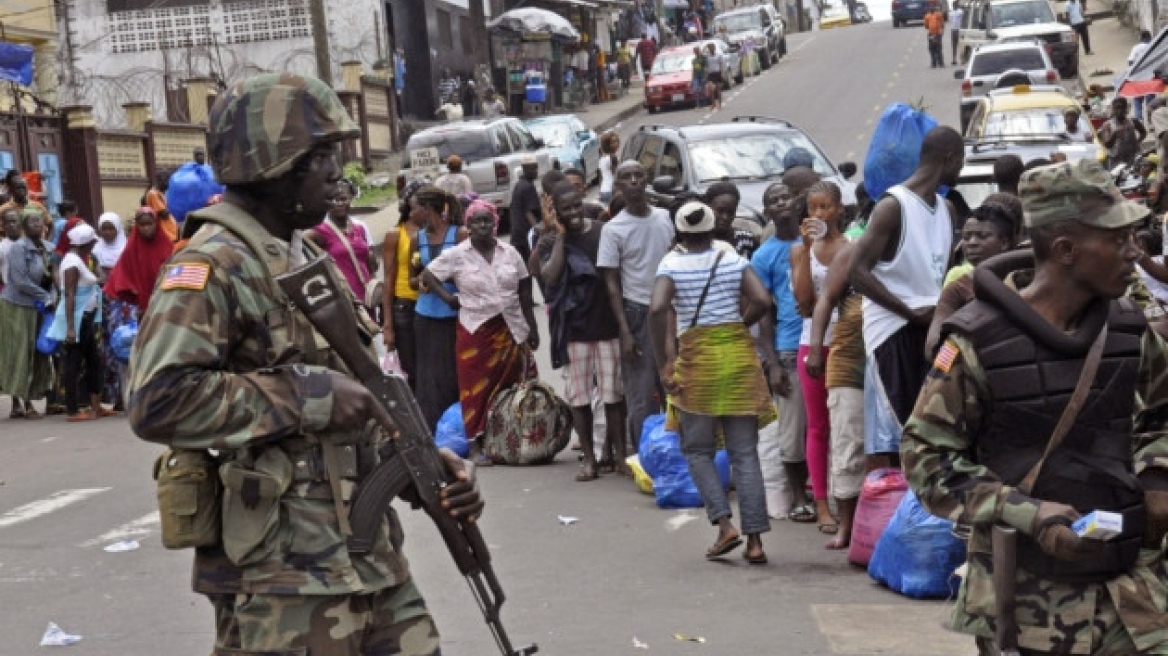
left=380, top=350, right=405, bottom=377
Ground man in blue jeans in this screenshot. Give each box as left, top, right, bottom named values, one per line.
left=598, top=161, right=676, bottom=458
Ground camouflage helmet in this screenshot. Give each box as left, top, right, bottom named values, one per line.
left=208, top=72, right=360, bottom=185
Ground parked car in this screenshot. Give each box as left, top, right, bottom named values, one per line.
left=891, top=0, right=933, bottom=28
left=963, top=85, right=1104, bottom=168
left=622, top=117, right=856, bottom=229
left=820, top=3, right=854, bottom=29
left=523, top=114, right=600, bottom=184
left=711, top=3, right=787, bottom=69
left=956, top=41, right=1060, bottom=131
left=854, top=2, right=874, bottom=22
left=644, top=40, right=744, bottom=113
left=958, top=0, right=1078, bottom=77
left=397, top=117, right=558, bottom=220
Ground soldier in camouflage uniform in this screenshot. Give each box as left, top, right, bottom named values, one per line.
left=127, top=72, right=484, bottom=655
left=903, top=159, right=1168, bottom=655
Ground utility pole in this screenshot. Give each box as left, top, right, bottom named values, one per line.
left=470, top=0, right=487, bottom=62
left=309, top=0, right=333, bottom=85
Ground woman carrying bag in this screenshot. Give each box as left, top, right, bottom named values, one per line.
left=50, top=223, right=114, bottom=422
left=649, top=201, right=774, bottom=564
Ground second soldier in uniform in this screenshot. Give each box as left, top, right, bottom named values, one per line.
left=903, top=160, right=1168, bottom=655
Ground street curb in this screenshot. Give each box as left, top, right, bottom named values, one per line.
left=593, top=102, right=644, bottom=134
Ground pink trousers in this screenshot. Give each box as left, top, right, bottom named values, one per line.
left=797, top=344, right=831, bottom=500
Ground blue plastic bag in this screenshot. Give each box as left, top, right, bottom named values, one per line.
left=35, top=309, right=59, bottom=355
left=435, top=402, right=470, bottom=458
left=863, top=103, right=938, bottom=200
left=111, top=319, right=139, bottom=364
left=868, top=491, right=967, bottom=599
left=639, top=413, right=730, bottom=509
left=166, top=162, right=225, bottom=223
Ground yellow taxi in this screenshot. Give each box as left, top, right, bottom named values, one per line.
left=963, top=84, right=1106, bottom=165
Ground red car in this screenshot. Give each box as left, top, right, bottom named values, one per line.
left=644, top=40, right=742, bottom=113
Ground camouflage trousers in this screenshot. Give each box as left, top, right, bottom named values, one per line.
left=212, top=580, right=440, bottom=655
left=973, top=591, right=1138, bottom=656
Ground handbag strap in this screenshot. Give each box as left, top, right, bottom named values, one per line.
left=1018, top=323, right=1108, bottom=495
left=324, top=217, right=371, bottom=287
left=689, top=250, right=725, bottom=330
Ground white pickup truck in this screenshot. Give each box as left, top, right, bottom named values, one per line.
left=397, top=117, right=558, bottom=224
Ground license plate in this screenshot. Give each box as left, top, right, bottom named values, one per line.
left=672, top=93, right=685, bottom=102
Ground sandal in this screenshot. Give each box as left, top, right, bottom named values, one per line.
left=97, top=407, right=118, bottom=418
left=705, top=532, right=743, bottom=559
left=67, top=412, right=96, bottom=422
left=817, top=522, right=840, bottom=535
left=575, top=463, right=599, bottom=481
left=787, top=504, right=816, bottom=523
left=825, top=535, right=850, bottom=551
left=743, top=549, right=768, bottom=565
left=23, top=409, right=43, bottom=420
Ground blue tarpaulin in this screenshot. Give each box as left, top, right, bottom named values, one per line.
left=0, top=41, right=34, bottom=86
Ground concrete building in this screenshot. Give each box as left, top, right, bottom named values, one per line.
left=57, top=0, right=388, bottom=127
left=389, top=0, right=492, bottom=120
left=1, top=0, right=59, bottom=110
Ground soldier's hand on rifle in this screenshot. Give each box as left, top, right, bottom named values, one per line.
left=437, top=448, right=485, bottom=522
left=1031, top=501, right=1103, bottom=562
left=327, top=372, right=397, bottom=433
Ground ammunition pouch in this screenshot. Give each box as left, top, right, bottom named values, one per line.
left=1016, top=503, right=1146, bottom=584
left=154, top=449, right=222, bottom=550
left=219, top=448, right=293, bottom=567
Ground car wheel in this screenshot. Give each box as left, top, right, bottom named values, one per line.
left=735, top=67, right=744, bottom=84
left=779, top=38, right=788, bottom=56
left=648, top=104, right=659, bottom=114
left=760, top=47, right=772, bottom=69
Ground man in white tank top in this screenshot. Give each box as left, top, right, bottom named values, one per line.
left=849, top=126, right=964, bottom=460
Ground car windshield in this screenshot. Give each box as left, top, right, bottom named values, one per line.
left=980, top=107, right=1071, bottom=141
left=688, top=133, right=835, bottom=183
left=713, top=13, right=760, bottom=33
left=652, top=52, right=695, bottom=74
left=971, top=50, right=1046, bottom=75
left=404, top=130, right=493, bottom=166
left=990, top=0, right=1054, bottom=27
left=528, top=123, right=572, bottom=149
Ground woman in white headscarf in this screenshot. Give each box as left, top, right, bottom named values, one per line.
left=92, top=213, right=126, bottom=276
left=93, top=212, right=129, bottom=409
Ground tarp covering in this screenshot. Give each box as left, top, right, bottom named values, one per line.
left=1117, top=25, right=1168, bottom=98
left=0, top=41, right=34, bottom=86
left=487, top=7, right=581, bottom=42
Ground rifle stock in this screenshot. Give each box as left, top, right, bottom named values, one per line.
left=276, top=257, right=537, bottom=656
left=992, top=524, right=1021, bottom=656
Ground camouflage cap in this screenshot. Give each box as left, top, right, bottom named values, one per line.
left=208, top=72, right=361, bottom=185
left=1019, top=159, right=1149, bottom=230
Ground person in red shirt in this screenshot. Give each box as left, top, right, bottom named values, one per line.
left=924, top=4, right=946, bottom=68
left=635, top=33, right=657, bottom=77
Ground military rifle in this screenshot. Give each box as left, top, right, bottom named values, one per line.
left=277, top=257, right=538, bottom=656
left=992, top=524, right=1021, bottom=656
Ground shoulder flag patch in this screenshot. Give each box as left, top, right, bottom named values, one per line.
left=934, top=339, right=960, bottom=374
left=160, top=263, right=211, bottom=291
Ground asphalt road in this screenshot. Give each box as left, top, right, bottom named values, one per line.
left=0, top=24, right=985, bottom=656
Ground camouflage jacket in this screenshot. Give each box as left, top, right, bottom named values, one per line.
left=903, top=329, right=1168, bottom=653
left=128, top=202, right=408, bottom=596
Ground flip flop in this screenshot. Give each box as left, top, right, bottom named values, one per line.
left=825, top=536, right=850, bottom=551
left=97, top=408, right=118, bottom=418
left=788, top=504, right=816, bottom=523
left=67, top=412, right=96, bottom=423
left=705, top=533, right=743, bottom=559
left=23, top=409, right=43, bottom=420
left=743, top=550, right=768, bottom=565
left=818, top=522, right=840, bottom=535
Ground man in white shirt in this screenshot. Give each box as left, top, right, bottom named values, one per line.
left=598, top=160, right=675, bottom=449
left=849, top=126, right=964, bottom=462
left=1064, top=0, right=1092, bottom=55
left=948, top=3, right=964, bottom=65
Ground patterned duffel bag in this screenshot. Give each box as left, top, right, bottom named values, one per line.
left=483, top=380, right=573, bottom=465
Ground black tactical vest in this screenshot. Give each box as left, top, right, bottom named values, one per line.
left=943, top=254, right=1147, bottom=583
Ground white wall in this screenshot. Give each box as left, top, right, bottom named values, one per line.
left=61, top=0, right=384, bottom=127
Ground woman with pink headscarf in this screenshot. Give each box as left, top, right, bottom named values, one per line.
left=421, top=199, right=539, bottom=464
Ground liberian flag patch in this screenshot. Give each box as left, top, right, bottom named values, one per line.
left=933, top=340, right=959, bottom=374
left=160, top=263, right=211, bottom=291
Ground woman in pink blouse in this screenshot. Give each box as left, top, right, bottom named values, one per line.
left=306, top=179, right=377, bottom=304
left=422, top=199, right=539, bottom=464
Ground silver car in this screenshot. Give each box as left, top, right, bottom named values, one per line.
left=956, top=41, right=1059, bottom=132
